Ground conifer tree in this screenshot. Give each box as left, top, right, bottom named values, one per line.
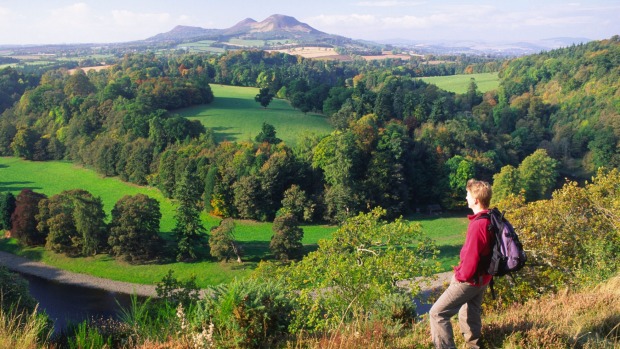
left=173, top=162, right=206, bottom=261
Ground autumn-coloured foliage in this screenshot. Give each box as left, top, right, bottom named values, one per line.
left=488, top=168, right=620, bottom=307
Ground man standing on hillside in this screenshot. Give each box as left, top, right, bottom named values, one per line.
left=429, top=179, right=493, bottom=349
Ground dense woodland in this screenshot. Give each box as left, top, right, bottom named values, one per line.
left=0, top=36, right=619, bottom=349
left=0, top=36, right=618, bottom=229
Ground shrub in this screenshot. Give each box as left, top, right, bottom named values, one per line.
left=198, top=278, right=294, bottom=348
left=255, top=208, right=439, bottom=332
left=155, top=270, right=201, bottom=308
left=488, top=168, right=620, bottom=307
left=0, top=266, right=37, bottom=315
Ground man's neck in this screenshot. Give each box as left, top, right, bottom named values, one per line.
left=472, top=206, right=487, bottom=215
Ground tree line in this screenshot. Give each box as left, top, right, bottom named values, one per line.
left=0, top=187, right=304, bottom=264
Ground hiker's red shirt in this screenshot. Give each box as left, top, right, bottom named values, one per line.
left=454, top=210, right=493, bottom=286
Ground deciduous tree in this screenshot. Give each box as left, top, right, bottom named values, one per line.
left=10, top=189, right=46, bottom=246
left=269, top=213, right=304, bottom=261
left=108, top=194, right=162, bottom=263
left=209, top=218, right=242, bottom=263
left=254, top=87, right=274, bottom=108
left=255, top=122, right=281, bottom=144
left=38, top=189, right=107, bottom=256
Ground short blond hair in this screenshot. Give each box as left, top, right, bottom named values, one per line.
left=466, top=179, right=492, bottom=209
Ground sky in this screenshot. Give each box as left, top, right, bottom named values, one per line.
left=0, top=0, right=618, bottom=45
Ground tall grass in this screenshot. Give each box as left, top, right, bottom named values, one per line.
left=0, top=305, right=51, bottom=349
left=291, top=273, right=620, bottom=348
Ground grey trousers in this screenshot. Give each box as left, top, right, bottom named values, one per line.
left=429, top=276, right=487, bottom=349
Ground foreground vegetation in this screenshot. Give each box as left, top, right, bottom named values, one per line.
left=1, top=168, right=619, bottom=348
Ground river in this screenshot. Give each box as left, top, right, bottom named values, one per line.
left=20, top=272, right=137, bottom=332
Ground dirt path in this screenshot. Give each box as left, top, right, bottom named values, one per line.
left=0, top=251, right=157, bottom=297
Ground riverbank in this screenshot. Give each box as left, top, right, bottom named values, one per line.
left=0, top=251, right=157, bottom=297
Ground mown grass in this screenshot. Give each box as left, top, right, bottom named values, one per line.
left=0, top=157, right=466, bottom=286
left=175, top=84, right=334, bottom=146
left=420, top=72, right=499, bottom=94
left=407, top=212, right=468, bottom=270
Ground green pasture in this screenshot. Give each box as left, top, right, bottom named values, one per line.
left=177, top=40, right=225, bottom=53
left=0, top=157, right=339, bottom=286
left=176, top=84, right=333, bottom=146
left=266, top=39, right=293, bottom=46
left=420, top=72, right=499, bottom=94
left=0, top=157, right=467, bottom=287
left=227, top=39, right=266, bottom=47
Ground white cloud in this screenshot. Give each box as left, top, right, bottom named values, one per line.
left=49, top=2, right=93, bottom=26
left=309, top=14, right=378, bottom=26
left=111, top=10, right=172, bottom=27
left=356, top=1, right=424, bottom=7
left=524, top=15, right=591, bottom=26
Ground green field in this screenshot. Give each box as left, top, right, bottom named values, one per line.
left=227, top=39, right=266, bottom=47
left=176, top=85, right=334, bottom=146
left=0, top=157, right=340, bottom=286
left=176, top=41, right=225, bottom=53
left=0, top=157, right=467, bottom=286
left=420, top=72, right=499, bottom=94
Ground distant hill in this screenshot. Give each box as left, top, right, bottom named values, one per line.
left=146, top=25, right=221, bottom=42
left=377, top=36, right=593, bottom=56
left=145, top=14, right=345, bottom=44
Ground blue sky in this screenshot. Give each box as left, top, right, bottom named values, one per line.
left=0, top=0, right=618, bottom=45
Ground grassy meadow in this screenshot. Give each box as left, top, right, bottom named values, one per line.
left=176, top=84, right=334, bottom=146
left=0, top=157, right=467, bottom=287
left=420, top=72, right=499, bottom=94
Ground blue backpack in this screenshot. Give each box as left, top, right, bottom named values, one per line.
left=478, top=208, right=527, bottom=297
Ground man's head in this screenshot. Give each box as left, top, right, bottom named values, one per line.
left=466, top=179, right=492, bottom=211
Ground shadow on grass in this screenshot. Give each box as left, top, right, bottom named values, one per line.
left=239, top=241, right=320, bottom=263
left=240, top=240, right=271, bottom=262
left=0, top=181, right=40, bottom=192
left=19, top=249, right=44, bottom=261
left=435, top=244, right=461, bottom=271
left=0, top=238, right=21, bottom=254
left=210, top=126, right=242, bottom=142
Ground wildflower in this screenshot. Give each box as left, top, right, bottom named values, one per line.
left=192, top=322, right=215, bottom=348
left=176, top=303, right=188, bottom=332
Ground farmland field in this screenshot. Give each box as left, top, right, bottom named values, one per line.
left=176, top=84, right=334, bottom=145
left=420, top=72, right=499, bottom=94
